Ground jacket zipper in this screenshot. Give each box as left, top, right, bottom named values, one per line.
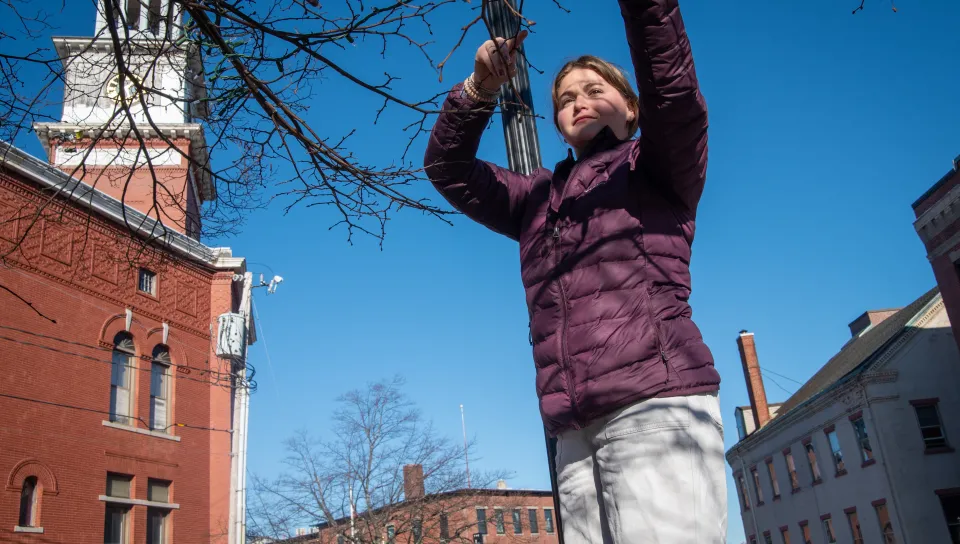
left=643, top=285, right=670, bottom=382
left=553, top=223, right=583, bottom=429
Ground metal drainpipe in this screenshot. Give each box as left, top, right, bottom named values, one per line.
left=861, top=381, right=909, bottom=544
left=737, top=451, right=761, bottom=542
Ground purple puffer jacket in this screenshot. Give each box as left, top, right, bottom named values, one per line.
left=424, top=0, right=720, bottom=436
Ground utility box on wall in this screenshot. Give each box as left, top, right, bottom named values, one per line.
left=216, top=313, right=247, bottom=360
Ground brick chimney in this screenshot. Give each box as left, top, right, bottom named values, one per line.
left=403, top=464, right=425, bottom=501
left=848, top=309, right=900, bottom=337
left=737, top=331, right=770, bottom=429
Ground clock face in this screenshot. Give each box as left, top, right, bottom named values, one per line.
left=104, top=73, right=142, bottom=103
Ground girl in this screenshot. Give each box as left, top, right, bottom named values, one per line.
left=424, top=1, right=725, bottom=542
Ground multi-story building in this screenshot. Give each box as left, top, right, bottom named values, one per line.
left=280, top=465, right=560, bottom=544
left=913, top=154, right=960, bottom=351
left=0, top=2, right=256, bottom=543
left=726, top=286, right=960, bottom=544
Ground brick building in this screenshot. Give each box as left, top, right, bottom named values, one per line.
left=0, top=2, right=256, bottom=543
left=913, top=153, right=960, bottom=353
left=278, top=465, right=560, bottom=544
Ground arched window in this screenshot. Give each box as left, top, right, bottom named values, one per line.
left=150, top=346, right=171, bottom=431
left=110, top=332, right=135, bottom=425
left=18, top=476, right=38, bottom=527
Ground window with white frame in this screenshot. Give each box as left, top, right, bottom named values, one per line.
left=912, top=400, right=949, bottom=450
left=110, top=333, right=135, bottom=425
left=528, top=509, right=539, bottom=534
left=495, top=508, right=505, bottom=534
left=544, top=508, right=554, bottom=533
left=138, top=268, right=157, bottom=296
left=512, top=508, right=522, bottom=534
left=150, top=346, right=171, bottom=431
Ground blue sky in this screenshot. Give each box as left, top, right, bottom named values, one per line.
left=8, top=1, right=960, bottom=543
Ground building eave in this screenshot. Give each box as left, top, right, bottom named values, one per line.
left=1, top=141, right=224, bottom=267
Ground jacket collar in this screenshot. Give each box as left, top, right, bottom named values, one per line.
left=549, top=126, right=627, bottom=214
left=554, top=125, right=626, bottom=175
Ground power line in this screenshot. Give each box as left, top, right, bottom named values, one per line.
left=0, top=392, right=232, bottom=434
left=0, top=322, right=219, bottom=377
left=0, top=332, right=232, bottom=389
left=252, top=297, right=280, bottom=400
left=760, top=365, right=805, bottom=386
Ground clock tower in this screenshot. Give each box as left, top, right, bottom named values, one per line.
left=33, top=0, right=214, bottom=240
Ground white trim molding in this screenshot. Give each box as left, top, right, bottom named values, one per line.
left=102, top=420, right=181, bottom=442
left=14, top=526, right=44, bottom=534
left=99, top=496, right=180, bottom=509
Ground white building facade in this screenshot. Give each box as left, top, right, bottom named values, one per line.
left=727, top=289, right=960, bottom=544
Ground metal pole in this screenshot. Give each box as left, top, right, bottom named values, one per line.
left=486, top=2, right=563, bottom=543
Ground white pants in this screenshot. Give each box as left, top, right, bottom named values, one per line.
left=556, top=392, right=727, bottom=544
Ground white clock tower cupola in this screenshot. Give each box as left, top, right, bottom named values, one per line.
left=33, top=0, right=214, bottom=240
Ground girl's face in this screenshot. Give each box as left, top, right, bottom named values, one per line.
left=556, top=68, right=636, bottom=154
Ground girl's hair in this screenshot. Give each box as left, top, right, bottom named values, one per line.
left=551, top=55, right=640, bottom=138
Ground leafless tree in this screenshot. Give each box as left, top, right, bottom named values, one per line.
left=247, top=376, right=522, bottom=543
left=0, top=0, right=540, bottom=248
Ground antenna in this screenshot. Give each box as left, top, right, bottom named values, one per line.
left=460, top=404, right=472, bottom=489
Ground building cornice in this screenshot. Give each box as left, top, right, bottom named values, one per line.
left=32, top=122, right=215, bottom=201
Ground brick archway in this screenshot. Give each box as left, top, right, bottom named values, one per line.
left=6, top=459, right=58, bottom=496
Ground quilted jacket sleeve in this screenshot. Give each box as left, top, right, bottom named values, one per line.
left=620, top=0, right=708, bottom=215
left=423, top=83, right=533, bottom=241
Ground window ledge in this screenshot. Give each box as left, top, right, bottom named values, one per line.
left=925, top=446, right=955, bottom=455
left=862, top=459, right=877, bottom=468
left=14, top=526, right=44, bottom=534
left=99, top=496, right=180, bottom=509
left=102, top=421, right=180, bottom=442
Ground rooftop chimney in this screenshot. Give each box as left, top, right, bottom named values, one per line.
left=737, top=331, right=770, bottom=430
left=403, top=464, right=425, bottom=501
left=848, top=309, right=900, bottom=338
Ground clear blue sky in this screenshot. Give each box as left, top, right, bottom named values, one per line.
left=8, top=1, right=960, bottom=543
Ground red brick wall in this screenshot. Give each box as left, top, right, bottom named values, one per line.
left=0, top=169, right=233, bottom=543
left=304, top=492, right=560, bottom=544
left=50, top=138, right=197, bottom=237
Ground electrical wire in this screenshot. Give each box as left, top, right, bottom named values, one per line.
left=251, top=297, right=279, bottom=399
left=0, top=333, right=229, bottom=389
left=760, top=365, right=805, bottom=386
left=0, top=392, right=232, bottom=434
left=0, top=322, right=220, bottom=378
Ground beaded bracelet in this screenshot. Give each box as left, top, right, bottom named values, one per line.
left=463, top=72, right=498, bottom=103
